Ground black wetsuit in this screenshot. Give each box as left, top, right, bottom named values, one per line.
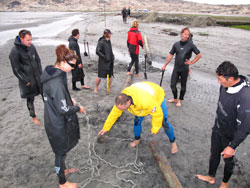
left=209, top=76, right=250, bottom=183
left=169, top=40, right=200, bottom=100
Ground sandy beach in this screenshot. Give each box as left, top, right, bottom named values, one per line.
left=0, top=12, right=250, bottom=188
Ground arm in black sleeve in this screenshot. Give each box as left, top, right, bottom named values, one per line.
left=169, top=43, right=176, bottom=55
left=9, top=49, right=30, bottom=85
left=52, top=84, right=80, bottom=115
left=96, top=40, right=106, bottom=60
left=34, top=46, right=42, bottom=74
left=192, top=43, right=201, bottom=55
left=230, top=91, right=250, bottom=149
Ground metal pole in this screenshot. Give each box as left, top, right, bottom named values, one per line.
left=104, top=2, right=106, bottom=27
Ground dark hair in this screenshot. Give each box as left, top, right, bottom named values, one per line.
left=216, top=61, right=239, bottom=80
left=72, top=29, right=79, bottom=37
left=115, top=93, right=131, bottom=106
left=181, top=27, right=190, bottom=34
left=55, top=45, right=78, bottom=65
left=19, top=29, right=32, bottom=38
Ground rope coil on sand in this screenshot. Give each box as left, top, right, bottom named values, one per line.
left=67, top=111, right=144, bottom=188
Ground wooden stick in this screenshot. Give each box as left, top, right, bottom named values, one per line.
left=149, top=141, right=183, bottom=188
left=123, top=66, right=135, bottom=89
left=144, top=36, right=152, bottom=65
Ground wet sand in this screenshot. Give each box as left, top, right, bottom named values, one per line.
left=0, top=12, right=250, bottom=188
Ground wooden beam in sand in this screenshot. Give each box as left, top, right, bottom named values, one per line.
left=149, top=141, right=183, bottom=188
left=144, top=36, right=152, bottom=65
left=123, top=66, right=135, bottom=88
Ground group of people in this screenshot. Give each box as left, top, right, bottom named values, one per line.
left=8, top=17, right=250, bottom=188
left=121, top=6, right=131, bottom=24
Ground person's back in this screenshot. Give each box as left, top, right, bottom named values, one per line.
left=122, top=81, right=165, bottom=113
left=127, top=19, right=144, bottom=76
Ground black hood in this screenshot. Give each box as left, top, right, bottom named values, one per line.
left=98, top=36, right=105, bottom=42
left=68, top=35, right=77, bottom=42
left=40, top=65, right=65, bottom=84
left=14, top=36, right=28, bottom=50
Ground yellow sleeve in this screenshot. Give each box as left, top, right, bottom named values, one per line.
left=103, top=105, right=123, bottom=131
left=151, top=105, right=163, bottom=134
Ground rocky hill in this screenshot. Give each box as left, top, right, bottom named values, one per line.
left=0, top=0, right=250, bottom=15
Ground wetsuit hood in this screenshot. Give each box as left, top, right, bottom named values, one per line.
left=14, top=36, right=29, bottom=50
left=40, top=65, right=65, bottom=84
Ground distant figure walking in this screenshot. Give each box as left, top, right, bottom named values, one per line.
left=9, top=29, right=43, bottom=126
left=95, top=29, right=115, bottom=94
left=121, top=6, right=127, bottom=24
left=127, top=19, right=144, bottom=77
left=161, top=27, right=202, bottom=107
left=127, top=6, right=131, bottom=18
left=68, top=29, right=89, bottom=91
left=41, top=45, right=85, bottom=188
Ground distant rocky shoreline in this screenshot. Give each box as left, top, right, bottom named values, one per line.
left=1, top=0, right=250, bottom=15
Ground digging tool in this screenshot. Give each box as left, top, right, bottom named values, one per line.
left=83, top=40, right=88, bottom=56
left=144, top=54, right=147, bottom=80
left=160, top=70, right=165, bottom=86
left=87, top=42, right=90, bottom=59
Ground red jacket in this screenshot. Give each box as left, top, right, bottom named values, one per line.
left=127, top=27, right=144, bottom=55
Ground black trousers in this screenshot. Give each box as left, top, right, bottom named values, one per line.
left=72, top=78, right=84, bottom=89
left=128, top=53, right=139, bottom=74
left=55, top=153, right=67, bottom=185
left=170, top=69, right=189, bottom=100
left=208, top=129, right=235, bottom=183
left=27, top=97, right=36, bottom=118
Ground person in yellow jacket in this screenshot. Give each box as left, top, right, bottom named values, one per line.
left=98, top=81, right=178, bottom=153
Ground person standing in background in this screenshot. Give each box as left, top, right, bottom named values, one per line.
left=127, top=6, right=131, bottom=18
left=94, top=29, right=115, bottom=94
left=9, top=29, right=43, bottom=125
left=122, top=7, right=127, bottom=24
left=161, top=27, right=202, bottom=107
left=68, top=29, right=90, bottom=91
left=127, top=19, right=144, bottom=77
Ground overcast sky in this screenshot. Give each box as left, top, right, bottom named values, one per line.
left=184, top=0, right=250, bottom=5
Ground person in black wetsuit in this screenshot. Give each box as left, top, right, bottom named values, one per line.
left=195, top=61, right=250, bottom=188
left=162, top=27, right=202, bottom=107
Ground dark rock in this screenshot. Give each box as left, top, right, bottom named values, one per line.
left=8, top=1, right=21, bottom=9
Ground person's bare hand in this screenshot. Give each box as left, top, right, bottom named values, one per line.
left=185, top=59, right=192, bottom=65
left=26, top=82, right=30, bottom=86
left=161, top=65, right=166, bottom=71
left=79, top=106, right=85, bottom=113
left=71, top=98, right=77, bottom=106
left=98, top=129, right=107, bottom=136
left=221, top=146, right=235, bottom=159
left=78, top=64, right=82, bottom=69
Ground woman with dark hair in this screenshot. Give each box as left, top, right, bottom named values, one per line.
left=41, top=45, right=85, bottom=188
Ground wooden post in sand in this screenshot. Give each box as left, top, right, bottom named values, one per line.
left=123, top=66, right=135, bottom=88
left=144, top=36, right=152, bottom=65
left=149, top=141, right=183, bottom=188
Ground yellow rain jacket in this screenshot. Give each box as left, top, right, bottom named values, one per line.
left=103, top=81, right=165, bottom=134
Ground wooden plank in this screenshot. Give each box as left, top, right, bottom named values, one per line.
left=149, top=141, right=183, bottom=188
